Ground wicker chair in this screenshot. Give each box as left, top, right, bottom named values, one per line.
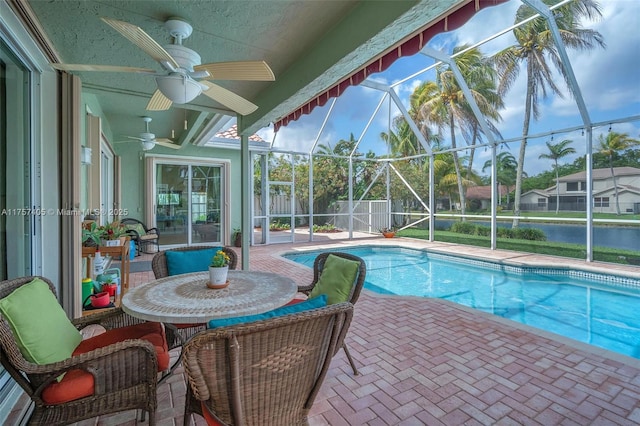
left=152, top=246, right=238, bottom=279
left=151, top=246, right=238, bottom=343
left=296, top=251, right=366, bottom=375
left=121, top=218, right=160, bottom=255
left=183, top=302, right=353, bottom=425
left=0, top=276, right=160, bottom=425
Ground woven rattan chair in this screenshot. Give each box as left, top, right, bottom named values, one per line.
left=0, top=276, right=159, bottom=425
left=151, top=246, right=238, bottom=343
left=183, top=302, right=353, bottom=425
left=296, top=251, right=366, bottom=375
left=152, top=246, right=238, bottom=279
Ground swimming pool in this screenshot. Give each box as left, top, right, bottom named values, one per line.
left=284, top=246, right=640, bottom=359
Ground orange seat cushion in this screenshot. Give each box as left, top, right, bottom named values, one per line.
left=41, top=369, right=95, bottom=405
left=285, top=297, right=305, bottom=306
left=176, top=322, right=204, bottom=329
left=201, top=402, right=224, bottom=426
left=41, top=322, right=169, bottom=405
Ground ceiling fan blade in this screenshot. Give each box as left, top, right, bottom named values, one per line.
left=146, top=90, right=173, bottom=111
left=125, top=136, right=144, bottom=141
left=155, top=140, right=181, bottom=149
left=195, top=61, right=275, bottom=81
left=51, top=64, right=155, bottom=73
left=200, top=81, right=258, bottom=115
left=101, top=17, right=179, bottom=70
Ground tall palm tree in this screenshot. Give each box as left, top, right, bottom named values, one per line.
left=416, top=46, right=502, bottom=217
left=380, top=116, right=420, bottom=159
left=453, top=47, right=503, bottom=180
left=539, top=139, right=576, bottom=214
left=492, top=0, right=604, bottom=226
left=597, top=131, right=640, bottom=215
left=482, top=151, right=518, bottom=206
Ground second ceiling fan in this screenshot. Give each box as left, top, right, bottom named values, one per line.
left=119, top=116, right=180, bottom=151
left=52, top=17, right=275, bottom=115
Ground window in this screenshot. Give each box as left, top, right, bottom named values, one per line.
left=537, top=198, right=547, bottom=207
left=594, top=197, right=609, bottom=207
left=566, top=181, right=586, bottom=191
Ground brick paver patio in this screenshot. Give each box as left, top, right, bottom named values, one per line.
left=7, top=236, right=640, bottom=425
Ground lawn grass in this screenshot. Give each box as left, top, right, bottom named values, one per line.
left=396, top=228, right=640, bottom=266
left=429, top=210, right=640, bottom=224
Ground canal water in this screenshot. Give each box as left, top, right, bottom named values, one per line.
left=434, top=220, right=639, bottom=252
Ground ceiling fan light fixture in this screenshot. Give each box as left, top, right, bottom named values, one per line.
left=141, top=140, right=156, bottom=151
left=156, top=73, right=201, bottom=104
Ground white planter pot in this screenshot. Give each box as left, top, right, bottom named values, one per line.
left=101, top=239, right=121, bottom=247
left=208, top=266, right=229, bottom=287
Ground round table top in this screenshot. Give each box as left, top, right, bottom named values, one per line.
left=121, top=270, right=297, bottom=324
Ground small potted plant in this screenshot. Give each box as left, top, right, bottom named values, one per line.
left=379, top=226, right=396, bottom=238
left=208, top=249, right=231, bottom=289
left=99, top=221, right=126, bottom=246
left=82, top=222, right=104, bottom=247
left=232, top=228, right=242, bottom=247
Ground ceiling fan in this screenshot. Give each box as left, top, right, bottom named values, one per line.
left=51, top=17, right=275, bottom=115
left=118, top=117, right=180, bottom=151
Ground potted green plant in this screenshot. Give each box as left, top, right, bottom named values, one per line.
left=232, top=228, right=242, bottom=247
left=208, top=249, right=231, bottom=289
left=82, top=222, right=104, bottom=247
left=99, top=221, right=126, bottom=246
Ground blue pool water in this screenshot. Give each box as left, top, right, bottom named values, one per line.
left=284, top=246, right=640, bottom=359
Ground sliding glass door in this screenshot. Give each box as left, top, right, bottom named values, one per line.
left=154, top=160, right=226, bottom=246
left=0, top=39, right=32, bottom=280
left=0, top=37, right=34, bottom=417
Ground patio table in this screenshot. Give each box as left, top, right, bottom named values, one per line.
left=121, top=270, right=297, bottom=324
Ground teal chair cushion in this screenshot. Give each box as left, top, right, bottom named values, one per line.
left=207, top=295, right=327, bottom=329
left=165, top=247, right=221, bottom=276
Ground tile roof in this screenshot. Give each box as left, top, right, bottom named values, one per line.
left=557, top=166, right=640, bottom=181
left=214, top=124, right=265, bottom=142
left=466, top=185, right=508, bottom=200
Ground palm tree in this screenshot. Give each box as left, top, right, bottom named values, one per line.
left=416, top=46, right=502, bottom=217
left=492, top=0, right=604, bottom=226
left=539, top=139, right=576, bottom=214
left=380, top=116, right=421, bottom=159
left=597, top=131, right=640, bottom=215
left=482, top=151, right=518, bottom=206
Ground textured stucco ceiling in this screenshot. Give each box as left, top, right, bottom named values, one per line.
left=24, top=0, right=464, bottom=144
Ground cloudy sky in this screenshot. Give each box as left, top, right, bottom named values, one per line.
left=259, top=0, right=639, bottom=177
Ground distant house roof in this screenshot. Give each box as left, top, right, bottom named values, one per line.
left=557, top=167, right=640, bottom=182
left=594, top=184, right=640, bottom=197
left=521, top=189, right=549, bottom=198
left=466, top=185, right=508, bottom=200
left=214, top=124, right=265, bottom=143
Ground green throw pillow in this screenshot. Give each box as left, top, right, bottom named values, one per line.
left=308, top=254, right=360, bottom=305
left=0, top=278, right=82, bottom=364
left=131, top=223, right=146, bottom=236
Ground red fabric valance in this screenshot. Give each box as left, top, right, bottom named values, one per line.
left=274, top=0, right=507, bottom=132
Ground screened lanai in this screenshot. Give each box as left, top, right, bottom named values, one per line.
left=241, top=0, right=639, bottom=264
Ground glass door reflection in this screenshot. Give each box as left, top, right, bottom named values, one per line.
left=155, top=163, right=222, bottom=246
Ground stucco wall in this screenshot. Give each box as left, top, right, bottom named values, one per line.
left=114, top=140, right=243, bottom=238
